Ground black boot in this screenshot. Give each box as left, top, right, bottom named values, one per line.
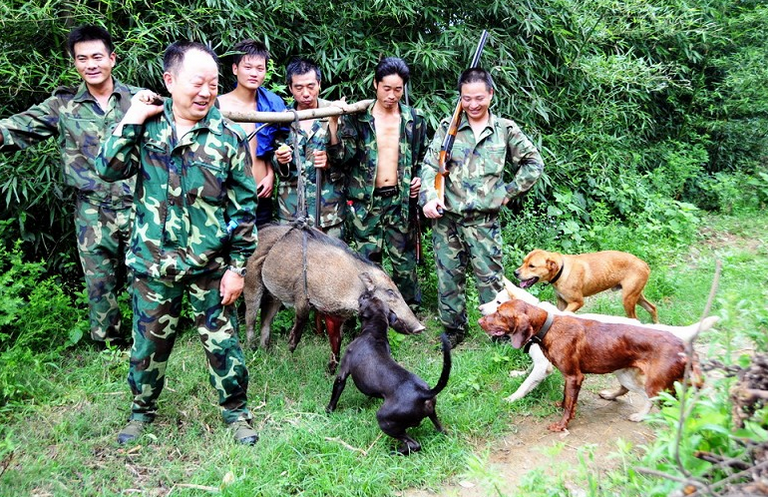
left=445, top=327, right=466, bottom=349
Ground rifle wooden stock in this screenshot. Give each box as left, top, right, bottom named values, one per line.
left=435, top=103, right=463, bottom=204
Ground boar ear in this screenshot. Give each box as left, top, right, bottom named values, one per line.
left=358, top=272, right=375, bottom=292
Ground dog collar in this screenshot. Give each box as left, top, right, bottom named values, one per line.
left=548, top=263, right=564, bottom=285
left=523, top=311, right=554, bottom=353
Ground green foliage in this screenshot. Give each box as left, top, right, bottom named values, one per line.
left=0, top=235, right=87, bottom=408
left=1, top=0, right=767, bottom=268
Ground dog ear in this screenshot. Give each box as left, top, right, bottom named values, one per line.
left=546, top=258, right=559, bottom=277
left=503, top=278, right=517, bottom=298
left=511, top=313, right=535, bottom=350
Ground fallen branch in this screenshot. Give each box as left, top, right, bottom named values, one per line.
left=221, top=99, right=373, bottom=123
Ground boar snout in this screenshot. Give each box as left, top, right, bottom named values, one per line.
left=391, top=315, right=425, bottom=335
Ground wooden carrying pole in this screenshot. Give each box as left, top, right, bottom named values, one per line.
left=221, top=99, right=373, bottom=123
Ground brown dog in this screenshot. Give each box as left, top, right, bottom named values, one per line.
left=514, top=249, right=658, bottom=322
left=478, top=299, right=700, bottom=431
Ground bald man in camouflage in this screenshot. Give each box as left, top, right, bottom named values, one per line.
left=97, top=41, right=259, bottom=446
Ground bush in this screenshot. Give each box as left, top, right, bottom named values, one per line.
left=0, top=235, right=88, bottom=407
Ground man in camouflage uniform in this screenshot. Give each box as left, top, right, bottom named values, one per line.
left=273, top=58, right=346, bottom=238
left=96, top=42, right=259, bottom=445
left=328, top=57, right=427, bottom=306
left=421, top=68, right=544, bottom=348
left=0, top=25, right=141, bottom=346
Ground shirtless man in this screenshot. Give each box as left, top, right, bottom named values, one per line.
left=218, top=39, right=287, bottom=226
left=328, top=57, right=427, bottom=307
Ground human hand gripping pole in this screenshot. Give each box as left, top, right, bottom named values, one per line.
left=435, top=30, right=489, bottom=214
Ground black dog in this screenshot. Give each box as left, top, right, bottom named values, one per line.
left=326, top=290, right=451, bottom=454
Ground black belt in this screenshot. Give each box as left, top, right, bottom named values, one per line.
left=373, top=186, right=398, bottom=198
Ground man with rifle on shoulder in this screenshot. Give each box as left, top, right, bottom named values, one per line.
left=420, top=65, right=544, bottom=349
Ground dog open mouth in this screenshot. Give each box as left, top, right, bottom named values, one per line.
left=517, top=277, right=539, bottom=289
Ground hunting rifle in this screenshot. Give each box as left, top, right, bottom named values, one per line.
left=404, top=83, right=424, bottom=266
left=435, top=30, right=489, bottom=213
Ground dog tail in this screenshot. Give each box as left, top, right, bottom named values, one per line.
left=428, top=334, right=452, bottom=396
left=673, top=315, right=721, bottom=345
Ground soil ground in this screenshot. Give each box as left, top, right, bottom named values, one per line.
left=403, top=383, right=656, bottom=497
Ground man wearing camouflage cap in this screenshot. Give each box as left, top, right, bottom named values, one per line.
left=97, top=41, right=259, bottom=446
left=0, top=25, right=141, bottom=347
left=420, top=67, right=544, bottom=349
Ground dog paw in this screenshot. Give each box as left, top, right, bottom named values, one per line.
left=504, top=394, right=522, bottom=403
left=599, top=389, right=619, bottom=400
left=508, top=370, right=527, bottom=378
left=547, top=422, right=568, bottom=432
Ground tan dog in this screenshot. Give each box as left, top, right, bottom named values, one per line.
left=514, top=249, right=658, bottom=322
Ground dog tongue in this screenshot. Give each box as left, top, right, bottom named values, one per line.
left=518, top=278, right=534, bottom=289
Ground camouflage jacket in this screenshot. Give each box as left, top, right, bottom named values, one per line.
left=272, top=99, right=346, bottom=228
left=420, top=113, right=544, bottom=214
left=96, top=100, right=258, bottom=280
left=0, top=78, right=140, bottom=207
left=328, top=101, right=427, bottom=220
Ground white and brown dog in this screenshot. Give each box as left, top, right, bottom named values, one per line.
left=479, top=278, right=718, bottom=419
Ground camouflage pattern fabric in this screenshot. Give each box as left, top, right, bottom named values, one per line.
left=327, top=102, right=427, bottom=302
left=420, top=112, right=544, bottom=331
left=127, top=273, right=251, bottom=424
left=97, top=100, right=258, bottom=425
left=420, top=113, right=543, bottom=213
left=75, top=197, right=132, bottom=341
left=432, top=212, right=504, bottom=331
left=96, top=99, right=258, bottom=279
left=0, top=80, right=138, bottom=206
left=273, top=99, right=346, bottom=230
left=0, top=79, right=140, bottom=342
left=348, top=194, right=420, bottom=305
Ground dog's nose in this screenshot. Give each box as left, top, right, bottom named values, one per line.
left=513, top=270, right=520, bottom=278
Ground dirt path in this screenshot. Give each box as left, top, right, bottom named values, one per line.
left=403, top=388, right=655, bottom=496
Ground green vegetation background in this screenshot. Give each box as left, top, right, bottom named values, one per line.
left=0, top=0, right=767, bottom=495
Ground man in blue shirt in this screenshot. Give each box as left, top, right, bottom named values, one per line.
left=219, top=39, right=288, bottom=225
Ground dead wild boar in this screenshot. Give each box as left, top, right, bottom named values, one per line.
left=243, top=224, right=425, bottom=372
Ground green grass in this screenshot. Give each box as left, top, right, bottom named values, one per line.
left=1, top=211, right=766, bottom=496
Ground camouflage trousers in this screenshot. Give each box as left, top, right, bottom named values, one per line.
left=349, top=195, right=421, bottom=305
left=75, top=197, right=131, bottom=342
left=127, top=272, right=251, bottom=425
left=432, top=211, right=504, bottom=331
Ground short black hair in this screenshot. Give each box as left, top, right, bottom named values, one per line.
left=374, top=57, right=410, bottom=85
left=458, top=67, right=494, bottom=92
left=286, top=57, right=321, bottom=86
left=231, top=39, right=270, bottom=66
left=67, top=25, right=113, bottom=57
left=163, top=41, right=218, bottom=74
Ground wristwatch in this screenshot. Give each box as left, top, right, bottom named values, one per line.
left=227, top=265, right=247, bottom=277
